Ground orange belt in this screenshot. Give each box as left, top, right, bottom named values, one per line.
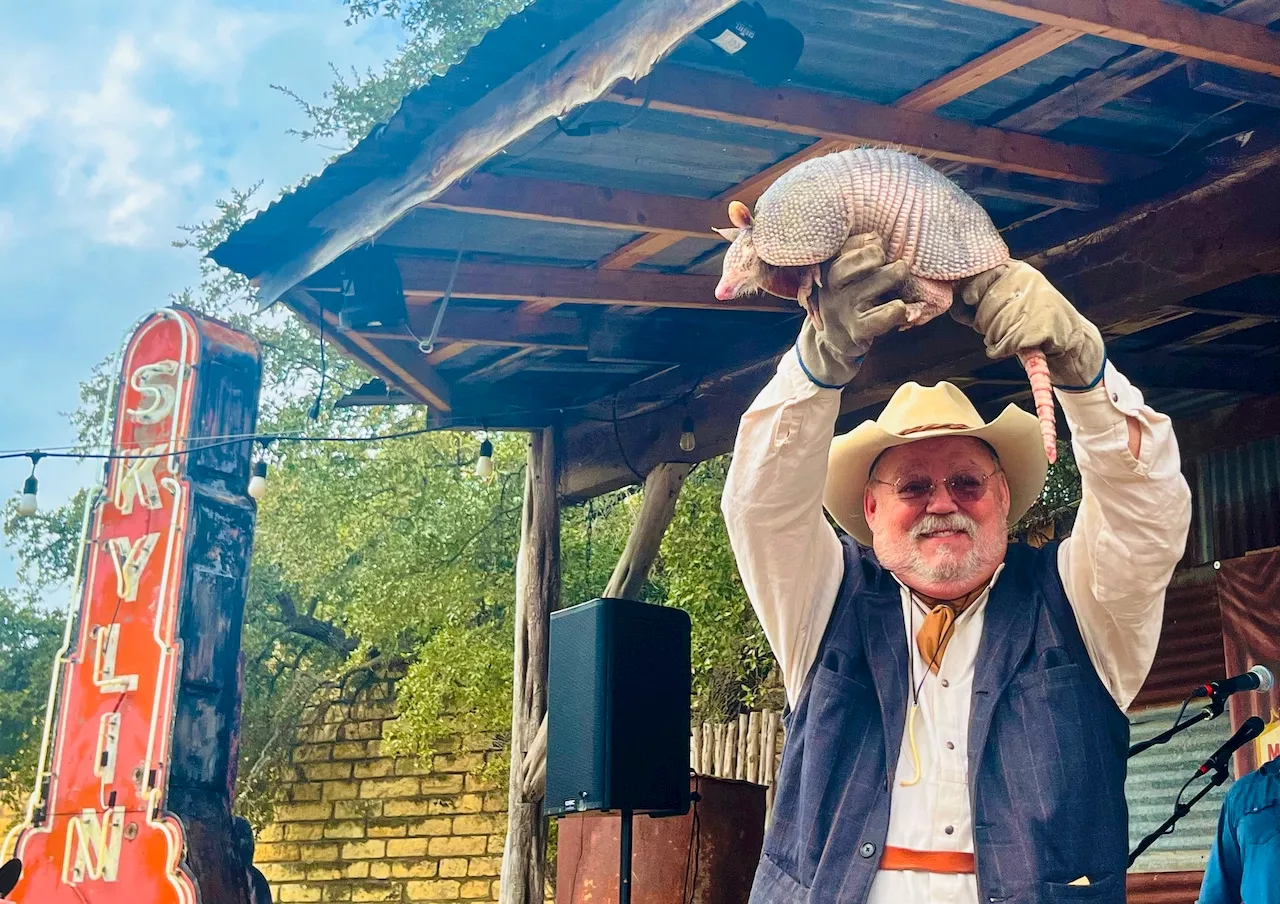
left=879, top=846, right=975, bottom=874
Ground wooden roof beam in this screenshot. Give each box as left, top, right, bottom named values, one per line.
left=896, top=25, right=1082, bottom=112
left=994, top=0, right=1280, bottom=135
left=423, top=172, right=723, bottom=238
left=599, top=24, right=1089, bottom=271
left=358, top=307, right=591, bottom=351
left=306, top=258, right=791, bottom=313
left=942, top=0, right=1280, bottom=76
left=288, top=290, right=453, bottom=411
left=609, top=65, right=1157, bottom=185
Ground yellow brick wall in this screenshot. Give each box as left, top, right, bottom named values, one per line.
left=255, top=675, right=509, bottom=904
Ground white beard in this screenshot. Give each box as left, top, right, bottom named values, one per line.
left=875, top=513, right=1004, bottom=587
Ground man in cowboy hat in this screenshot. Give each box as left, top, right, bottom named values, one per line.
left=722, top=234, right=1191, bottom=904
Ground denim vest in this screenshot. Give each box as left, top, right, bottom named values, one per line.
left=749, top=536, right=1131, bottom=904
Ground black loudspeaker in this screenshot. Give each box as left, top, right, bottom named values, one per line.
left=545, top=598, right=692, bottom=818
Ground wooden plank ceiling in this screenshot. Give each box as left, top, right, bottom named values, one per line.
left=213, top=0, right=1280, bottom=496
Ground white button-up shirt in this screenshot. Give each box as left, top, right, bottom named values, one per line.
left=721, top=353, right=1192, bottom=904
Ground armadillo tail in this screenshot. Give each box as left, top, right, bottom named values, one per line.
left=1017, top=350, right=1057, bottom=465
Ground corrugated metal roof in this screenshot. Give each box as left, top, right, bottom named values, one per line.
left=1190, top=435, right=1280, bottom=563
left=1126, top=702, right=1236, bottom=874
left=214, top=0, right=1268, bottom=280
left=672, top=0, right=1033, bottom=106
left=378, top=206, right=642, bottom=267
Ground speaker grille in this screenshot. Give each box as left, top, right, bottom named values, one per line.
left=546, top=599, right=690, bottom=817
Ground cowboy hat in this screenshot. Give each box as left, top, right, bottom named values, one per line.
left=824, top=381, right=1048, bottom=546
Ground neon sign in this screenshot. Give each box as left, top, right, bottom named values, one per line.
left=4, top=308, right=262, bottom=903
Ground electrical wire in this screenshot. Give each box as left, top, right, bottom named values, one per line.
left=1156, top=100, right=1246, bottom=158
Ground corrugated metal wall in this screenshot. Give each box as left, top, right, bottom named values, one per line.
left=1127, top=870, right=1207, bottom=903
left=1188, top=436, right=1280, bottom=565
left=1125, top=702, right=1236, bottom=875
left=1131, top=573, right=1226, bottom=710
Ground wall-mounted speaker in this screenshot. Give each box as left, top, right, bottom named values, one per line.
left=545, top=598, right=691, bottom=818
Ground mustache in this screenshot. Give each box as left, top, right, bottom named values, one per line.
left=910, top=513, right=977, bottom=540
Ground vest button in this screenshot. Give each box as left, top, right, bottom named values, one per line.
left=945, top=825, right=955, bottom=835
left=946, top=741, right=955, bottom=750
left=860, top=842, right=876, bottom=858
left=941, top=678, right=950, bottom=688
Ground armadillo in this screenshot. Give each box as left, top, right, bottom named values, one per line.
left=713, top=147, right=1057, bottom=464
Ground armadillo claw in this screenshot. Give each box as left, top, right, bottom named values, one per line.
left=1017, top=350, right=1057, bottom=465
left=804, top=296, right=825, bottom=332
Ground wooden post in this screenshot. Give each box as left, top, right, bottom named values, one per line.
left=520, top=460, right=695, bottom=800
left=500, top=427, right=560, bottom=904
left=604, top=462, right=694, bottom=599
left=746, top=712, right=761, bottom=784
left=736, top=714, right=749, bottom=780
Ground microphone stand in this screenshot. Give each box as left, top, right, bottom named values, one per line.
left=1127, top=694, right=1226, bottom=759
left=1128, top=764, right=1229, bottom=867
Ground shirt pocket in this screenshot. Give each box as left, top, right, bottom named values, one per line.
left=1238, top=799, right=1279, bottom=847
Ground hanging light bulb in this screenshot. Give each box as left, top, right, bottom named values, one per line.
left=476, top=437, right=495, bottom=480
left=248, top=459, right=268, bottom=501
left=16, top=475, right=38, bottom=517
left=16, top=453, right=43, bottom=517
left=679, top=417, right=697, bottom=453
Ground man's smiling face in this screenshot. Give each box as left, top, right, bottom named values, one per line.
left=863, top=435, right=1011, bottom=599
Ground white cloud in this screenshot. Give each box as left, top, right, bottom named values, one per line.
left=0, top=55, right=50, bottom=153
left=53, top=35, right=202, bottom=246
left=146, top=1, right=282, bottom=82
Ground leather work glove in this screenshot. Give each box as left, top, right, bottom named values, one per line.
left=796, top=233, right=912, bottom=388
left=952, top=260, right=1106, bottom=390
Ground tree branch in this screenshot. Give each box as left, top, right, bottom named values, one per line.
left=274, top=591, right=359, bottom=655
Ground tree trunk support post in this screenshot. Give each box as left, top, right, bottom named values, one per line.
left=605, top=461, right=695, bottom=599
left=501, top=427, right=561, bottom=904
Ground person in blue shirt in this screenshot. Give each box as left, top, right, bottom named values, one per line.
left=1198, top=754, right=1280, bottom=904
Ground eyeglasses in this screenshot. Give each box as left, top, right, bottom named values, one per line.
left=869, top=467, right=1001, bottom=506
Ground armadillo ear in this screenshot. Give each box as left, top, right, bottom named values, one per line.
left=727, top=200, right=754, bottom=229
left=713, top=227, right=741, bottom=242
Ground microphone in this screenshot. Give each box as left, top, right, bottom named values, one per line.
left=1191, top=664, right=1274, bottom=700
left=1196, top=716, right=1266, bottom=776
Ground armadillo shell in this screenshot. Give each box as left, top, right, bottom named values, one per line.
left=750, top=148, right=1009, bottom=279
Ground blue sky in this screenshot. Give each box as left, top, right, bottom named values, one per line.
left=0, top=0, right=404, bottom=591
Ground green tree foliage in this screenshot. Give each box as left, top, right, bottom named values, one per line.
left=0, top=590, right=64, bottom=810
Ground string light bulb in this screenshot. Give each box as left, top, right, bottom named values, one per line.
left=248, top=459, right=268, bottom=501
left=476, top=437, right=494, bottom=481
left=679, top=417, right=697, bottom=453
left=15, top=453, right=43, bottom=517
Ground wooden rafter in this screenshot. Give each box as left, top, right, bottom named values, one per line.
left=288, top=289, right=452, bottom=411
left=994, top=0, right=1280, bottom=135
left=596, top=138, right=847, bottom=271
left=896, top=25, right=1082, bottom=112
left=359, top=308, right=590, bottom=351
left=423, top=172, right=722, bottom=238
left=306, top=258, right=790, bottom=313
left=608, top=65, right=1155, bottom=184
left=941, top=0, right=1280, bottom=76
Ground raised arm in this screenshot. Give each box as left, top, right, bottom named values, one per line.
left=1054, top=363, right=1190, bottom=709
left=954, top=262, right=1191, bottom=709
left=722, top=235, right=910, bottom=705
